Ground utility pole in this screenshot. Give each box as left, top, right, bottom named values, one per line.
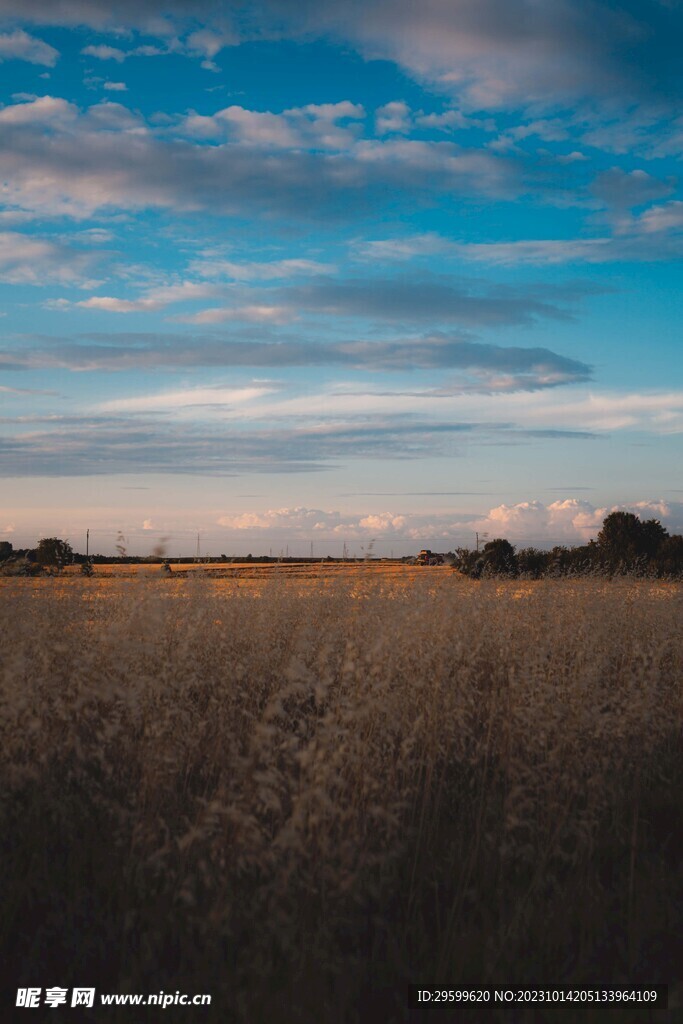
left=86, top=529, right=89, bottom=560
left=476, top=531, right=489, bottom=553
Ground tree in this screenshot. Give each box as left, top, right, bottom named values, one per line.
left=453, top=547, right=482, bottom=577
left=655, top=534, right=683, bottom=576
left=0, top=540, right=12, bottom=561
left=639, top=518, right=668, bottom=558
left=517, top=547, right=550, bottom=578
left=482, top=538, right=517, bottom=575
left=597, top=512, right=668, bottom=563
left=36, top=537, right=73, bottom=567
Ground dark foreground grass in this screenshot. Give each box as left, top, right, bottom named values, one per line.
left=1, top=575, right=681, bottom=1022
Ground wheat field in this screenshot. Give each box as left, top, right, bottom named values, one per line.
left=1, top=568, right=681, bottom=1022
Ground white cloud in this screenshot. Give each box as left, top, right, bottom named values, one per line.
left=103, top=81, right=127, bottom=92
left=0, top=95, right=77, bottom=125
left=1, top=0, right=681, bottom=114
left=416, top=109, right=492, bottom=132
left=99, top=384, right=278, bottom=413
left=634, top=201, right=683, bottom=234
left=186, top=28, right=236, bottom=60
left=254, top=385, right=683, bottom=434
left=446, top=238, right=619, bottom=265
left=355, top=230, right=683, bottom=267
left=76, top=296, right=162, bottom=313
left=278, top=0, right=674, bottom=111
left=179, top=100, right=365, bottom=150
left=75, top=281, right=222, bottom=313
left=0, top=29, right=58, bottom=66
left=178, top=305, right=293, bottom=324
left=358, top=512, right=408, bottom=532
left=473, top=498, right=683, bottom=545
left=0, top=95, right=520, bottom=219
left=81, top=44, right=126, bottom=62
left=0, top=230, right=102, bottom=286
left=81, top=42, right=166, bottom=62
left=189, top=257, right=336, bottom=280
left=216, top=506, right=447, bottom=541
left=214, top=498, right=683, bottom=547
left=375, top=101, right=411, bottom=135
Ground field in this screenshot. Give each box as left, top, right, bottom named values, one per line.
left=1, top=565, right=682, bottom=1022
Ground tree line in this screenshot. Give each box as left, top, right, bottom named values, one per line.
left=456, top=512, right=683, bottom=578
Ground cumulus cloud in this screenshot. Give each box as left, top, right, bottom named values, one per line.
left=0, top=28, right=58, bottom=66
left=214, top=497, right=683, bottom=547
left=281, top=0, right=683, bottom=111
left=0, top=95, right=77, bottom=125
left=217, top=506, right=456, bottom=541
left=178, top=101, right=365, bottom=150
left=472, top=498, right=683, bottom=545
left=81, top=42, right=166, bottom=62
left=375, top=101, right=411, bottom=136
left=0, top=95, right=524, bottom=219
left=81, top=44, right=126, bottom=62
left=3, top=1, right=683, bottom=113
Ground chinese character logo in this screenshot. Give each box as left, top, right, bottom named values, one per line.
left=71, top=989, right=95, bottom=1008
left=44, top=988, right=68, bottom=1008
left=16, top=989, right=41, bottom=1008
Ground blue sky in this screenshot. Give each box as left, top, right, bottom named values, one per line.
left=1, top=0, right=682, bottom=555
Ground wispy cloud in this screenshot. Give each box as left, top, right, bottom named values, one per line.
left=100, top=384, right=279, bottom=413
left=355, top=228, right=683, bottom=266
left=0, top=230, right=104, bottom=285
left=0, top=331, right=591, bottom=386
left=189, top=257, right=336, bottom=281
left=0, top=413, right=591, bottom=478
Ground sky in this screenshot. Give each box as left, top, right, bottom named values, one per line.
left=1, top=0, right=682, bottom=556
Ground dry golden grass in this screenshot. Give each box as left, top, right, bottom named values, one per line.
left=1, top=570, right=681, bottom=1022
